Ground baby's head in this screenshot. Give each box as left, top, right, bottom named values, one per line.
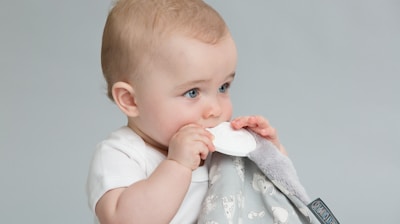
left=101, top=0, right=230, bottom=100
left=101, top=0, right=237, bottom=149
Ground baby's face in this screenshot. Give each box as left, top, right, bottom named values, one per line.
left=130, top=34, right=238, bottom=150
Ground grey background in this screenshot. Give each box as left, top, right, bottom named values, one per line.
left=1, top=0, right=398, bottom=223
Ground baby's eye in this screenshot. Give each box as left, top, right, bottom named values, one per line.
left=219, top=83, right=230, bottom=93
left=184, top=88, right=199, bottom=98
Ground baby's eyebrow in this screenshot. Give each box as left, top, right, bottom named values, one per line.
left=175, top=79, right=209, bottom=91
left=175, top=72, right=236, bottom=91
left=227, top=72, right=236, bottom=80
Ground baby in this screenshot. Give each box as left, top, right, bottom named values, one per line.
left=86, top=0, right=322, bottom=223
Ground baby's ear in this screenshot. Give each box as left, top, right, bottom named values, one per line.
left=112, top=81, right=139, bottom=117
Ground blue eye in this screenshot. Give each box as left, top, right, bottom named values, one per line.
left=184, top=88, right=199, bottom=98
left=219, top=83, right=230, bottom=93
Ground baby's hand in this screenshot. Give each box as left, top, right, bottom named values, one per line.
left=231, top=116, right=288, bottom=155
left=168, top=124, right=215, bottom=170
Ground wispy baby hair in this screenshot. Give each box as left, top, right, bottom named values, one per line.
left=101, top=0, right=229, bottom=100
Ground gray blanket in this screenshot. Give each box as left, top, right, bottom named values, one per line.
left=198, top=133, right=320, bottom=224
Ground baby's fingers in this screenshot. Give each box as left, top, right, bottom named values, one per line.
left=231, top=116, right=270, bottom=134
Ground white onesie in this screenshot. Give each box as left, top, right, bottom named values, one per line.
left=86, top=126, right=209, bottom=223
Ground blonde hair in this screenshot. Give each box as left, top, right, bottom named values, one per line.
left=101, top=0, right=229, bottom=100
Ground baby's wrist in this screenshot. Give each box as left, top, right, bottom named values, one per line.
left=166, top=158, right=194, bottom=172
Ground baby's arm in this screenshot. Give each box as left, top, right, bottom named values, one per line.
left=95, top=160, right=191, bottom=223
left=231, top=115, right=288, bottom=155
left=95, top=124, right=214, bottom=224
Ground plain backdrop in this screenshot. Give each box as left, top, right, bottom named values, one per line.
left=1, top=0, right=399, bottom=223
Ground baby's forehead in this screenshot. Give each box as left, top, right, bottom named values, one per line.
left=140, top=34, right=236, bottom=81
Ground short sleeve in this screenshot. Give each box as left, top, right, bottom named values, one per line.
left=86, top=127, right=163, bottom=213
left=86, top=143, right=147, bottom=212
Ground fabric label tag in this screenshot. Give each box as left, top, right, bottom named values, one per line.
left=307, top=198, right=340, bottom=224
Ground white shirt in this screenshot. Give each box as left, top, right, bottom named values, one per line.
left=86, top=126, right=209, bottom=223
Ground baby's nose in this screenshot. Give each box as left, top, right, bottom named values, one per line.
left=203, top=97, right=222, bottom=119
